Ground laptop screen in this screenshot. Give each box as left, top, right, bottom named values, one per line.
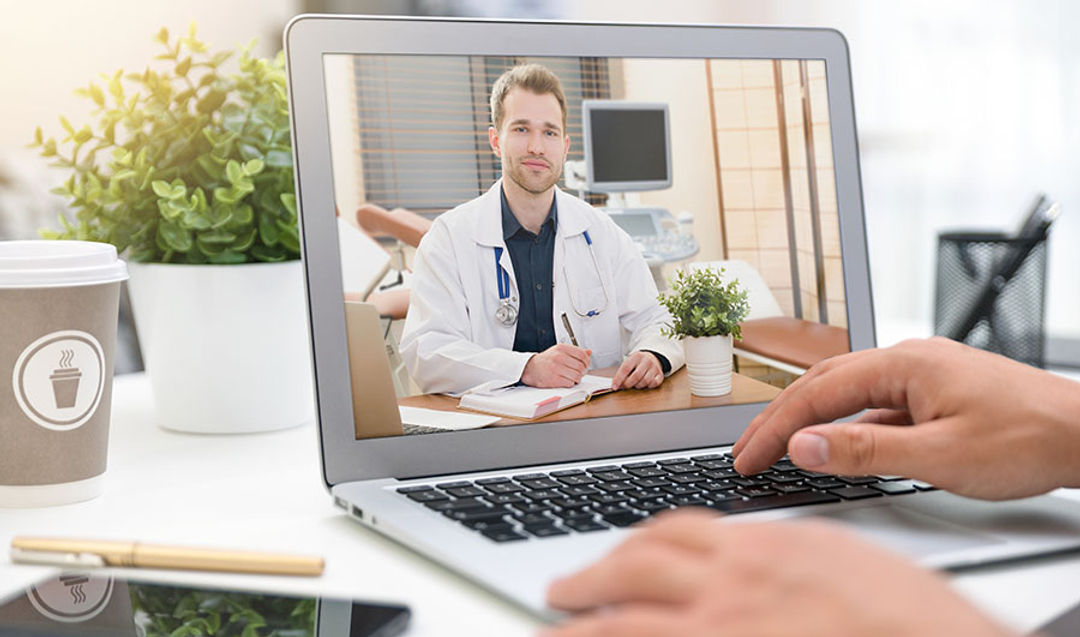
left=321, top=53, right=851, bottom=440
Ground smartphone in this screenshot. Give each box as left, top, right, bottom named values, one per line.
left=0, top=573, right=410, bottom=637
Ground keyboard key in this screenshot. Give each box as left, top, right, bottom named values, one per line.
left=515, top=512, right=555, bottom=525
left=593, top=471, right=632, bottom=482
left=710, top=491, right=841, bottom=514
left=524, top=489, right=564, bottom=501
left=446, top=486, right=486, bottom=498
left=565, top=519, right=610, bottom=533
left=632, top=477, right=669, bottom=489
left=702, top=468, right=740, bottom=480
left=484, top=483, right=525, bottom=494
left=552, top=509, right=595, bottom=523
left=591, top=493, right=629, bottom=505
left=562, top=485, right=602, bottom=497
left=592, top=504, right=630, bottom=516
left=661, top=485, right=699, bottom=496
left=634, top=500, right=672, bottom=514
left=911, top=480, right=937, bottom=491
left=627, top=466, right=666, bottom=478
left=425, top=498, right=489, bottom=512
left=406, top=490, right=449, bottom=503
left=518, top=478, right=560, bottom=490
left=768, top=472, right=805, bottom=484
left=668, top=495, right=709, bottom=507
left=511, top=502, right=552, bottom=515
left=396, top=485, right=433, bottom=493
left=731, top=477, right=770, bottom=488
left=806, top=478, right=845, bottom=490
left=839, top=476, right=879, bottom=485
left=662, top=464, right=699, bottom=475
left=444, top=507, right=504, bottom=522
left=524, top=524, right=569, bottom=538
left=475, top=477, right=510, bottom=485
left=555, top=474, right=599, bottom=486
left=596, top=481, right=636, bottom=493
left=706, top=491, right=740, bottom=503
left=669, top=473, right=707, bottom=484
left=657, top=457, right=691, bottom=465
left=435, top=481, right=472, bottom=489
left=871, top=481, right=917, bottom=495
left=698, top=480, right=734, bottom=492
left=602, top=511, right=647, bottom=527
left=586, top=465, right=621, bottom=473
left=735, top=487, right=776, bottom=498
left=690, top=453, right=724, bottom=461
left=484, top=494, right=527, bottom=505
left=624, top=489, right=660, bottom=500
left=463, top=519, right=512, bottom=531
left=694, top=459, right=735, bottom=470
left=482, top=527, right=528, bottom=542
left=797, top=470, right=833, bottom=479
left=550, top=469, right=585, bottom=477
left=622, top=461, right=657, bottom=469
left=513, top=473, right=548, bottom=481
left=828, top=486, right=884, bottom=500
left=551, top=497, right=591, bottom=510
left=772, top=483, right=811, bottom=494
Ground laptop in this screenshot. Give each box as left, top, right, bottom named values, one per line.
left=284, top=15, right=1080, bottom=617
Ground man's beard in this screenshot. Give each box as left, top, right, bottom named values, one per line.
left=505, top=156, right=562, bottom=194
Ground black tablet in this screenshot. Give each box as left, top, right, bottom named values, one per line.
left=0, top=573, right=409, bottom=637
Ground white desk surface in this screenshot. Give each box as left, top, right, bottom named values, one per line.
left=3, top=370, right=1080, bottom=635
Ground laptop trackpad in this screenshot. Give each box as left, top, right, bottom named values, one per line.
left=812, top=504, right=1004, bottom=558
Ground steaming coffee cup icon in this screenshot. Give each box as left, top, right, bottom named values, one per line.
left=49, top=349, right=83, bottom=409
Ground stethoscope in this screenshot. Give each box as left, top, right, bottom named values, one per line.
left=493, top=231, right=610, bottom=326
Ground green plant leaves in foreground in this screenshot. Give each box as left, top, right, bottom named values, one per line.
left=32, top=24, right=298, bottom=264
left=658, top=267, right=750, bottom=340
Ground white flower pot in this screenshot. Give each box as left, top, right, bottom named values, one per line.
left=682, top=334, right=733, bottom=396
left=127, top=261, right=314, bottom=433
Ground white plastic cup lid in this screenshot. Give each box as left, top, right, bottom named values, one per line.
left=0, top=240, right=129, bottom=288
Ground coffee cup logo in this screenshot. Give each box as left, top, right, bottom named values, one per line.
left=12, top=330, right=105, bottom=431
left=27, top=574, right=114, bottom=623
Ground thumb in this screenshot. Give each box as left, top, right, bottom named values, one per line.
left=788, top=422, right=942, bottom=478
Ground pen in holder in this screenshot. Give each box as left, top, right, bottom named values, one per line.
left=933, top=231, right=1049, bottom=367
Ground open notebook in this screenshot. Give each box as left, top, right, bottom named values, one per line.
left=459, top=375, right=616, bottom=420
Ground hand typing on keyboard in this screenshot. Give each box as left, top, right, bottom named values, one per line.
left=545, top=509, right=1015, bottom=637
left=732, top=337, right=1080, bottom=500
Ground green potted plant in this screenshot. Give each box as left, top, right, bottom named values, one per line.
left=658, top=266, right=750, bottom=396
left=30, top=25, right=312, bottom=433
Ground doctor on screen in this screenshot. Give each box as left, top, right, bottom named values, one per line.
left=400, top=64, right=684, bottom=395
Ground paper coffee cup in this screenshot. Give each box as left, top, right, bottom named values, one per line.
left=0, top=240, right=127, bottom=507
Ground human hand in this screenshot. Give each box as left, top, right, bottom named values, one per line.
left=544, top=509, right=1015, bottom=637
left=522, top=344, right=592, bottom=388
left=733, top=337, right=1080, bottom=500
left=611, top=351, right=663, bottom=390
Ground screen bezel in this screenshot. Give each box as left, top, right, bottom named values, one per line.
left=284, top=15, right=875, bottom=487
left=582, top=100, right=673, bottom=192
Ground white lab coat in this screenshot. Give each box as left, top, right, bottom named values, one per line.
left=400, top=180, right=685, bottom=395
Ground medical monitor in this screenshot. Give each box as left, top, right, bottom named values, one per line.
left=285, top=17, right=874, bottom=485
left=582, top=100, right=672, bottom=192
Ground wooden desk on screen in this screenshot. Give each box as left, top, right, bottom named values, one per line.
left=397, top=366, right=781, bottom=426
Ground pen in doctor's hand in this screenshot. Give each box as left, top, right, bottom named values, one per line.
left=560, top=313, right=579, bottom=347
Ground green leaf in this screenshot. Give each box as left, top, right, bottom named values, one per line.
left=175, top=56, right=191, bottom=77
left=157, top=219, right=193, bottom=252
left=155, top=26, right=170, bottom=45
left=242, top=158, right=264, bottom=176
left=225, top=159, right=243, bottom=184
left=151, top=180, right=173, bottom=198
left=73, top=125, right=92, bottom=144
left=196, top=89, right=226, bottom=114
left=59, top=116, right=74, bottom=135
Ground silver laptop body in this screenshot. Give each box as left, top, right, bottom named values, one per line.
left=285, top=15, right=1080, bottom=618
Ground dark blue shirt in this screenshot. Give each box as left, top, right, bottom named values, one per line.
left=501, top=187, right=557, bottom=353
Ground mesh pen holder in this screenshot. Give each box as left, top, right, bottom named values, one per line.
left=933, top=231, right=1048, bottom=367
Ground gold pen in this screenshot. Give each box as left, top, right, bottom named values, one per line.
left=10, top=536, right=324, bottom=577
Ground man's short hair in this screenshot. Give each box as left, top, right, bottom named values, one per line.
left=489, top=63, right=568, bottom=132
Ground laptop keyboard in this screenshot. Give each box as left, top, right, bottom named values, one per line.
left=395, top=452, right=935, bottom=543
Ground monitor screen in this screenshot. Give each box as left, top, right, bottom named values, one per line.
left=321, top=53, right=851, bottom=440
left=584, top=101, right=671, bottom=192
